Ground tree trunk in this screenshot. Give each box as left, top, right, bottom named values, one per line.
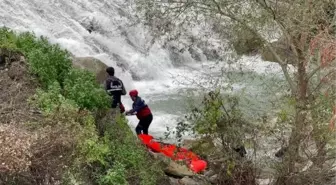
left=311, top=103, right=328, bottom=169
left=276, top=52, right=309, bottom=185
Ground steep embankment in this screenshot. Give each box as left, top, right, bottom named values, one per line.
left=0, top=27, right=168, bottom=185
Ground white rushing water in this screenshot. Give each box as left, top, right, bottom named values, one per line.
left=0, top=0, right=287, bottom=141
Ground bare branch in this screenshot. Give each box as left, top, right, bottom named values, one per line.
left=207, top=0, right=298, bottom=93
left=280, top=63, right=297, bottom=94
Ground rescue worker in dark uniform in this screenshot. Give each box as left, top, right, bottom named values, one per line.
left=125, top=89, right=153, bottom=135
left=105, top=67, right=126, bottom=113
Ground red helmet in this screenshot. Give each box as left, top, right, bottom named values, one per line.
left=129, top=89, right=138, bottom=97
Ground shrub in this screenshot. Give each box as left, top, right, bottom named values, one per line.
left=24, top=40, right=72, bottom=87
left=168, top=90, right=258, bottom=185
left=0, top=27, right=18, bottom=50
left=185, top=91, right=249, bottom=150
left=30, top=81, right=77, bottom=115
left=0, top=28, right=72, bottom=86
left=98, top=162, right=128, bottom=185
left=85, top=114, right=164, bottom=185
left=63, top=68, right=110, bottom=110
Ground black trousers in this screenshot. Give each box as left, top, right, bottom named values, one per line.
left=111, top=95, right=125, bottom=113
left=111, top=95, right=121, bottom=108
left=135, top=114, right=153, bottom=135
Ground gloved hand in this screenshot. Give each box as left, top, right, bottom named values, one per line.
left=125, top=111, right=136, bottom=116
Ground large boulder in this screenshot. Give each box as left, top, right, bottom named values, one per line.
left=230, top=27, right=264, bottom=56
left=150, top=152, right=195, bottom=178
left=72, top=57, right=108, bottom=84
left=261, top=39, right=296, bottom=65
left=165, top=160, right=195, bottom=178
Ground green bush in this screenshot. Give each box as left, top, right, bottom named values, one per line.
left=98, top=162, right=128, bottom=185
left=167, top=90, right=258, bottom=185
left=63, top=68, right=110, bottom=110
left=26, top=46, right=71, bottom=87
left=0, top=28, right=19, bottom=50
left=0, top=28, right=72, bottom=86
left=82, top=115, right=164, bottom=185
left=185, top=90, right=248, bottom=148
left=30, top=81, right=77, bottom=115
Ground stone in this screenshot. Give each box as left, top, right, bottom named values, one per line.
left=149, top=151, right=171, bottom=164
left=204, top=170, right=216, bottom=177
left=232, top=31, right=263, bottom=56
left=164, top=161, right=195, bottom=178
left=149, top=151, right=195, bottom=178
left=19, top=56, right=25, bottom=62
left=182, top=139, right=198, bottom=150
left=169, top=177, right=180, bottom=185
left=179, top=177, right=199, bottom=185
left=72, top=57, right=108, bottom=84
left=209, top=174, right=218, bottom=184
left=275, top=146, right=288, bottom=158
left=7, top=61, right=28, bottom=81
left=261, top=38, right=296, bottom=65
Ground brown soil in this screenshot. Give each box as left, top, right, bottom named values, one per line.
left=0, top=55, right=42, bottom=182
left=0, top=58, right=41, bottom=124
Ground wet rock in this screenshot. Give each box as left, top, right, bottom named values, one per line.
left=167, top=45, right=184, bottom=67
left=198, top=46, right=220, bottom=61
left=79, top=15, right=100, bottom=34
left=275, top=146, right=288, bottom=158
left=188, top=47, right=203, bottom=61
left=112, top=53, right=128, bottom=71
left=111, top=53, right=141, bottom=81
left=233, top=145, right=247, bottom=158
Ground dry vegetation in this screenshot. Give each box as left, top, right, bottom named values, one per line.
left=0, top=55, right=39, bottom=176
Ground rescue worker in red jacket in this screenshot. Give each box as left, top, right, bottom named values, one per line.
left=125, top=89, right=153, bottom=135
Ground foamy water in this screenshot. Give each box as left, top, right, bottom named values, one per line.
left=0, top=0, right=286, bottom=141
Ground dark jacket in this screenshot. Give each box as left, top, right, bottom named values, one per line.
left=128, top=96, right=152, bottom=119
left=105, top=76, right=126, bottom=96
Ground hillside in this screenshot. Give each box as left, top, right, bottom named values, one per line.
left=0, top=28, right=168, bottom=185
